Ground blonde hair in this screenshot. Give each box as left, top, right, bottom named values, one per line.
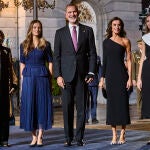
left=22, top=20, right=46, bottom=56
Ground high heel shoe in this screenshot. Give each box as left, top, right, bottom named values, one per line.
left=29, top=137, right=37, bottom=147
left=37, top=137, right=43, bottom=147
left=110, top=134, right=117, bottom=145
left=118, top=131, right=126, bottom=144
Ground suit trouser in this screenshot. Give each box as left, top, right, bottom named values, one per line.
left=0, top=81, right=9, bottom=143
left=86, top=86, right=98, bottom=120
left=61, top=72, right=87, bottom=141
left=0, top=121, right=9, bottom=142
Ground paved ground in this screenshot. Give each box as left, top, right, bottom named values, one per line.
left=1, top=103, right=149, bottom=150
left=5, top=88, right=150, bottom=150
left=2, top=125, right=150, bottom=150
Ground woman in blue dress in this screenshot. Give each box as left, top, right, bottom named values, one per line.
left=20, top=20, right=53, bottom=147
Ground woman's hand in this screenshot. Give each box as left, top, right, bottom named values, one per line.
left=137, top=79, right=142, bottom=91
left=99, top=77, right=104, bottom=89
left=126, top=79, right=132, bottom=90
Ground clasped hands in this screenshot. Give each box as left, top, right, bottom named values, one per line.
left=85, top=74, right=94, bottom=83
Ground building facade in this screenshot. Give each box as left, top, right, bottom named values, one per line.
left=0, top=0, right=142, bottom=58
left=0, top=0, right=142, bottom=103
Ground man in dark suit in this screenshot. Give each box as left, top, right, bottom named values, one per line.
left=53, top=3, right=97, bottom=147
left=86, top=56, right=101, bottom=124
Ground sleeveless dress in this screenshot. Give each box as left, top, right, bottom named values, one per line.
left=20, top=42, right=53, bottom=131
left=102, top=39, right=130, bottom=126
left=141, top=39, right=150, bottom=118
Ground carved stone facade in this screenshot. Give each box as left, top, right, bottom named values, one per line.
left=0, top=0, right=141, bottom=104
left=0, top=0, right=141, bottom=57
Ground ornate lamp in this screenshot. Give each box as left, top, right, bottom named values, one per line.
left=0, top=0, right=55, bottom=11
left=13, top=0, right=55, bottom=11
left=0, top=0, right=55, bottom=19
left=0, top=0, right=9, bottom=11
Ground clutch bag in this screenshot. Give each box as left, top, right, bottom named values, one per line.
left=102, top=87, right=107, bottom=99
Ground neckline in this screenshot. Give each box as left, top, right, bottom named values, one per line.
left=142, top=33, right=150, bottom=46
left=109, top=38, right=125, bottom=49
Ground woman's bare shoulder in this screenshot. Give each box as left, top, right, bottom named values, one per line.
left=122, top=37, right=131, bottom=47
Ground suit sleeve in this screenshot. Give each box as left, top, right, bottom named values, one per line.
left=20, top=44, right=25, bottom=64
left=88, top=27, right=97, bottom=73
left=9, top=49, right=18, bottom=89
left=53, top=30, right=62, bottom=78
left=45, top=41, right=53, bottom=62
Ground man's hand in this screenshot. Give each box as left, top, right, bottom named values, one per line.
left=9, top=88, right=15, bottom=95
left=85, top=74, right=94, bottom=83
left=9, top=84, right=17, bottom=95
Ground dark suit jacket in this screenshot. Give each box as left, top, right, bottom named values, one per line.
left=0, top=45, right=13, bottom=121
left=54, top=23, right=97, bottom=82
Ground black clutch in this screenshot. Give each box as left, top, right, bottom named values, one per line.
left=102, top=87, right=107, bottom=99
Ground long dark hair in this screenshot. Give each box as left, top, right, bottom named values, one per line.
left=145, top=13, right=150, bottom=33
left=0, top=30, right=5, bottom=44
left=105, top=17, right=126, bottom=38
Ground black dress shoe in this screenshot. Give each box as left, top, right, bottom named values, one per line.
left=64, top=140, right=72, bottom=147
left=85, top=120, right=89, bottom=124
left=147, top=141, right=150, bottom=145
left=92, top=119, right=99, bottom=124
left=77, top=140, right=85, bottom=146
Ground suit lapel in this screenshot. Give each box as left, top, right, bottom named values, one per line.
left=64, top=25, right=76, bottom=54
left=64, top=26, right=72, bottom=43
left=64, top=24, right=86, bottom=53
left=77, top=24, right=85, bottom=51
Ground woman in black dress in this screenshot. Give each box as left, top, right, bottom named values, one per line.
left=99, top=17, right=132, bottom=145
left=137, top=14, right=150, bottom=145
